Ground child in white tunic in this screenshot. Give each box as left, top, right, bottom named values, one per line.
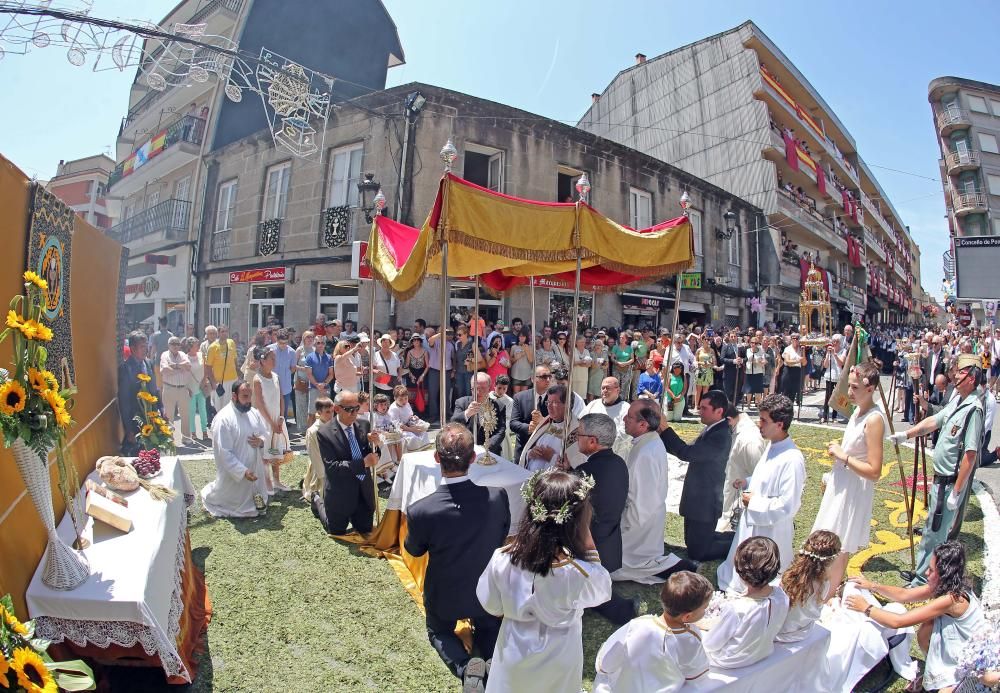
left=476, top=469, right=611, bottom=693
left=369, top=394, right=400, bottom=482
left=777, top=530, right=840, bottom=643
left=388, top=385, right=430, bottom=451
left=705, top=536, right=790, bottom=669
left=593, top=570, right=713, bottom=692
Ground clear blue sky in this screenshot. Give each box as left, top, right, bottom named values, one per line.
left=3, top=0, right=998, bottom=301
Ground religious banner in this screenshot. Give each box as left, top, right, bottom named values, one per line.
left=25, top=183, right=75, bottom=390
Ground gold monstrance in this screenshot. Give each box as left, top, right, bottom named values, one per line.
left=477, top=399, right=498, bottom=465
left=798, top=263, right=834, bottom=347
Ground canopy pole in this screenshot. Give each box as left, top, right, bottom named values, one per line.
left=529, top=276, right=537, bottom=412
left=660, top=274, right=683, bottom=412
left=369, top=277, right=380, bottom=525
left=563, top=202, right=584, bottom=455
left=473, top=275, right=481, bottom=446
left=439, top=243, right=449, bottom=429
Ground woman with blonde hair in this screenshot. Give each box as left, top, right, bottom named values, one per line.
left=812, top=360, right=885, bottom=589
left=694, top=335, right=718, bottom=410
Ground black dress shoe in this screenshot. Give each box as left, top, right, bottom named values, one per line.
left=655, top=558, right=699, bottom=581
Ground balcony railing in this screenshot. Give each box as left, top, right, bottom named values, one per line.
left=211, top=229, right=232, bottom=262
left=952, top=191, right=988, bottom=215
left=257, top=218, right=282, bottom=256
left=945, top=149, right=980, bottom=174
left=776, top=188, right=848, bottom=254
left=936, top=108, right=972, bottom=134
left=109, top=199, right=191, bottom=245
left=109, top=115, right=205, bottom=189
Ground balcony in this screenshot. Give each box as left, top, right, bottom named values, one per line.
left=109, top=199, right=191, bottom=246
left=211, top=229, right=232, bottom=262
left=936, top=108, right=972, bottom=136
left=863, top=226, right=886, bottom=261
left=952, top=191, right=988, bottom=216
left=894, top=261, right=906, bottom=280
left=257, top=218, right=283, bottom=256
left=945, top=149, right=980, bottom=175
left=775, top=188, right=848, bottom=256
left=109, top=115, right=205, bottom=197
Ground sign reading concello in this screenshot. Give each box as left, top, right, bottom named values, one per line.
left=229, top=266, right=286, bottom=283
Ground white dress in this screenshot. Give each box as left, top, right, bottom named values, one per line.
left=613, top=431, right=681, bottom=583
left=811, top=407, right=885, bottom=552
left=388, top=401, right=430, bottom=450
left=201, top=403, right=269, bottom=517
left=477, top=547, right=611, bottom=693
left=703, top=587, right=790, bottom=669
left=593, top=615, right=709, bottom=693
left=776, top=581, right=827, bottom=643
left=717, top=437, right=806, bottom=594
left=253, top=371, right=289, bottom=459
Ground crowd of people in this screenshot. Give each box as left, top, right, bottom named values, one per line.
left=116, top=313, right=1000, bottom=692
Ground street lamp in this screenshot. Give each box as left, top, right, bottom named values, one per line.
left=680, top=191, right=690, bottom=217
left=575, top=173, right=591, bottom=203
left=718, top=209, right=739, bottom=240
left=357, top=173, right=384, bottom=223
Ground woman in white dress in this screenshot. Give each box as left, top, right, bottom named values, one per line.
left=252, top=346, right=291, bottom=493
left=811, top=360, right=886, bottom=589
left=476, top=469, right=611, bottom=693
left=570, top=335, right=592, bottom=401
left=777, top=529, right=840, bottom=643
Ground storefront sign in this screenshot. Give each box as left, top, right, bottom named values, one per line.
left=350, top=241, right=372, bottom=281
left=531, top=276, right=598, bottom=293
left=680, top=272, right=702, bottom=290
left=229, top=266, right=286, bottom=284
left=125, top=276, right=159, bottom=298
left=839, top=287, right=852, bottom=300
left=621, top=294, right=664, bottom=309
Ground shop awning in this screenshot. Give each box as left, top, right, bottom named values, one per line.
left=367, top=174, right=694, bottom=300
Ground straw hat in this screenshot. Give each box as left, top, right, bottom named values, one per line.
left=376, top=334, right=395, bottom=349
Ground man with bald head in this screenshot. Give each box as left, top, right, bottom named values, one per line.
left=451, top=372, right=507, bottom=455
left=582, top=376, right=630, bottom=457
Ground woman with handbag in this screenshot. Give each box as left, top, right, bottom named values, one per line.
left=372, top=334, right=401, bottom=396
left=252, top=346, right=291, bottom=493
left=402, top=334, right=429, bottom=415
left=293, top=330, right=315, bottom=429
left=184, top=337, right=210, bottom=442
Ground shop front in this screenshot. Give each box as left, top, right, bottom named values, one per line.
left=229, top=266, right=287, bottom=335
left=450, top=281, right=503, bottom=326
left=318, top=282, right=360, bottom=324
left=620, top=292, right=666, bottom=331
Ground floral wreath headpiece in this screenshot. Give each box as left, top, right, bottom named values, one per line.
left=520, top=470, right=595, bottom=525
left=797, top=548, right=836, bottom=562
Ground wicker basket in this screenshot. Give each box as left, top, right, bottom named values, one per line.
left=10, top=438, right=90, bottom=590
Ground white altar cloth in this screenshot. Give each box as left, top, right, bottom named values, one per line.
left=25, top=456, right=196, bottom=681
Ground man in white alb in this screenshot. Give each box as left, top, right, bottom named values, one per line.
left=201, top=381, right=270, bottom=517
left=716, top=404, right=768, bottom=532
left=717, top=394, right=806, bottom=593
left=582, top=376, right=630, bottom=458
left=613, top=399, right=683, bottom=584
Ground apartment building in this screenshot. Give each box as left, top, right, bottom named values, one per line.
left=46, top=154, right=114, bottom=230
left=194, top=82, right=761, bottom=336
left=580, top=21, right=923, bottom=325
left=107, top=0, right=404, bottom=334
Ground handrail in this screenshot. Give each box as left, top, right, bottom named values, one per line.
left=109, top=199, right=192, bottom=244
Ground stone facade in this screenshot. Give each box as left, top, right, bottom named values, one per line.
left=194, top=83, right=762, bottom=337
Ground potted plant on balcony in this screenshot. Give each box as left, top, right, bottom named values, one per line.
left=0, top=272, right=89, bottom=590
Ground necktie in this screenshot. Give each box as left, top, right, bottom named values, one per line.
left=345, top=425, right=362, bottom=461
left=538, top=395, right=544, bottom=411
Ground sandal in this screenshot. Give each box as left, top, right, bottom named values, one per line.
left=904, top=674, right=923, bottom=692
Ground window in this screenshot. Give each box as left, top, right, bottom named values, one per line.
left=728, top=231, right=740, bottom=266
left=688, top=209, right=704, bottom=271
left=249, top=284, right=285, bottom=333
left=327, top=143, right=363, bottom=207
left=318, top=283, right=359, bottom=324
left=145, top=190, right=159, bottom=209
left=839, top=261, right=849, bottom=282
left=262, top=162, right=291, bottom=220
left=556, top=165, right=584, bottom=203
left=215, top=179, right=237, bottom=232
left=968, top=95, right=989, bottom=113
left=463, top=143, right=503, bottom=192
left=988, top=174, right=1000, bottom=196
left=979, top=133, right=999, bottom=154
left=994, top=218, right=1000, bottom=235
left=208, top=286, right=231, bottom=328
left=174, top=176, right=191, bottom=202
left=84, top=180, right=95, bottom=195
left=628, top=187, right=652, bottom=229
left=96, top=182, right=105, bottom=197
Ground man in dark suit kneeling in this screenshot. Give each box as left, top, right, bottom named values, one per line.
left=313, top=390, right=380, bottom=535
left=405, top=424, right=511, bottom=692
left=572, top=412, right=637, bottom=624
left=659, top=389, right=735, bottom=562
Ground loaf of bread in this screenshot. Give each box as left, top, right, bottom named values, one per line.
left=96, top=456, right=140, bottom=492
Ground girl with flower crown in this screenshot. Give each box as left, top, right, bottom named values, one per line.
left=476, top=469, right=611, bottom=693
left=777, top=530, right=841, bottom=643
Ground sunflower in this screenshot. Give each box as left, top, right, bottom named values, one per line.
left=136, top=373, right=151, bottom=383
left=140, top=424, right=154, bottom=437
left=31, top=322, right=53, bottom=342
left=27, top=368, right=48, bottom=392
left=54, top=407, right=72, bottom=428
left=11, top=647, right=56, bottom=693
left=40, top=370, right=58, bottom=391
left=22, top=271, right=48, bottom=292
left=16, top=320, right=37, bottom=341
left=0, top=380, right=27, bottom=416
left=138, top=391, right=158, bottom=404
left=153, top=417, right=166, bottom=426
left=0, top=653, right=9, bottom=686
left=0, top=605, right=28, bottom=637
left=40, top=389, right=65, bottom=412
left=5, top=309, right=22, bottom=330
left=159, top=425, right=171, bottom=435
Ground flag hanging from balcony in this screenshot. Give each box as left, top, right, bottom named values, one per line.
left=783, top=131, right=799, bottom=171
left=817, top=168, right=827, bottom=196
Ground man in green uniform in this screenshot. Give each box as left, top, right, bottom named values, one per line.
left=890, top=353, right=983, bottom=586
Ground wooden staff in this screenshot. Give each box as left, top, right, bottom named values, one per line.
left=659, top=274, right=683, bottom=412
left=874, top=378, right=916, bottom=570
left=562, top=202, right=584, bottom=455
left=472, top=276, right=481, bottom=445
left=369, top=273, right=380, bottom=525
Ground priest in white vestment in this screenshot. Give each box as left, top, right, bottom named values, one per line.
left=613, top=399, right=681, bottom=583
left=201, top=381, right=270, bottom=517
left=582, top=376, right=631, bottom=459
left=716, top=409, right=768, bottom=532
left=518, top=385, right=585, bottom=472
left=717, top=394, right=806, bottom=593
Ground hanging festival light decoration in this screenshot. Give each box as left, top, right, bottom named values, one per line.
left=575, top=173, right=591, bottom=204
left=440, top=138, right=458, bottom=173
left=680, top=191, right=691, bottom=216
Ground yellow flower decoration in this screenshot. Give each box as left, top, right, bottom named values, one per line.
left=54, top=407, right=72, bottom=428
left=0, top=380, right=27, bottom=416
left=11, top=647, right=57, bottom=693
left=138, top=391, right=158, bottom=404
left=5, top=309, right=22, bottom=330
left=22, top=271, right=48, bottom=292
left=154, top=417, right=166, bottom=426
left=27, top=368, right=48, bottom=392
left=32, top=322, right=53, bottom=342
left=16, top=320, right=52, bottom=342
left=1, top=605, right=28, bottom=637
left=137, top=373, right=151, bottom=383
left=40, top=370, right=58, bottom=391
left=0, top=652, right=9, bottom=685
left=160, top=425, right=171, bottom=435
left=141, top=424, right=154, bottom=437
left=41, top=389, right=65, bottom=412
